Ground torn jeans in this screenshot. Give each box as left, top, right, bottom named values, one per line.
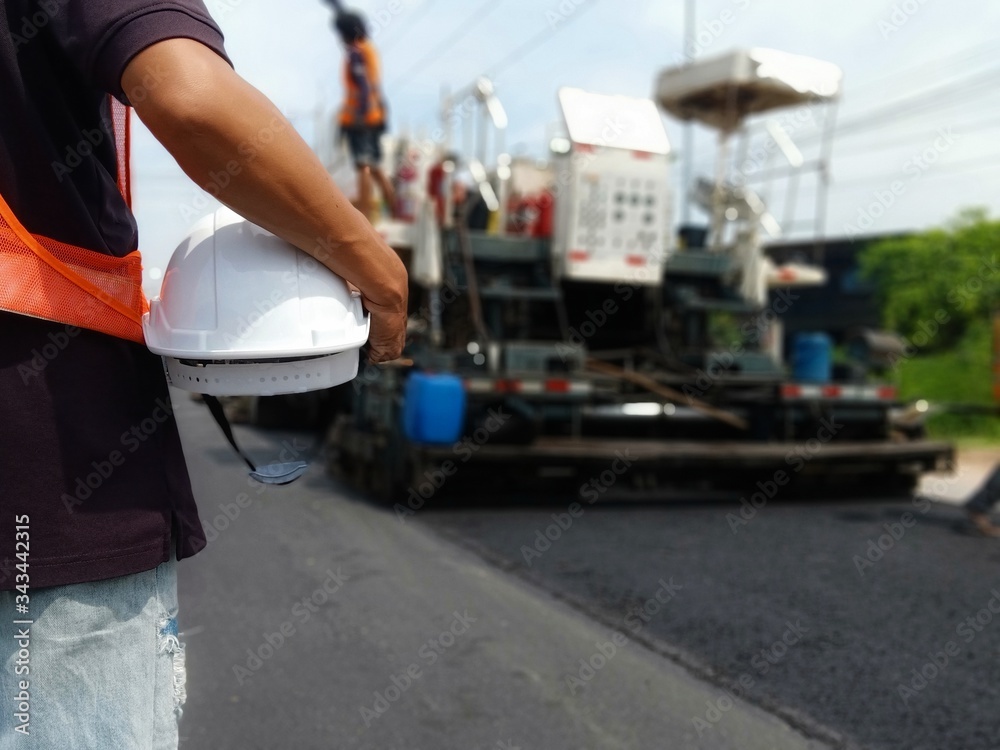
left=0, top=553, right=185, bottom=750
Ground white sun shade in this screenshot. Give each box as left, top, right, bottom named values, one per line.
left=656, top=48, right=843, bottom=131
left=558, top=87, right=671, bottom=155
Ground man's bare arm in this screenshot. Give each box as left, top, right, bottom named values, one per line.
left=121, top=38, right=407, bottom=363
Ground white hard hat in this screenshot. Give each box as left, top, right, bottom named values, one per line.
left=143, top=207, right=370, bottom=396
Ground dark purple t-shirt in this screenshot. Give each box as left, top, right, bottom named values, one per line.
left=0, top=0, right=230, bottom=590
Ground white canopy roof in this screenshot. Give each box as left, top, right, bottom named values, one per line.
left=656, top=48, right=843, bottom=131
left=558, top=87, right=671, bottom=155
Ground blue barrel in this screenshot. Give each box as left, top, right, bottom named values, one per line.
left=792, top=333, right=833, bottom=383
left=402, top=373, right=466, bottom=445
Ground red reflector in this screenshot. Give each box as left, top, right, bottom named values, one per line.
left=496, top=379, right=521, bottom=394
left=625, top=255, right=647, bottom=266
left=781, top=385, right=803, bottom=398
left=545, top=379, right=571, bottom=393
left=777, top=269, right=798, bottom=282
left=821, top=385, right=841, bottom=398
left=575, top=143, right=595, bottom=153
left=632, top=150, right=653, bottom=160
left=877, top=386, right=898, bottom=400
left=568, top=250, right=590, bottom=262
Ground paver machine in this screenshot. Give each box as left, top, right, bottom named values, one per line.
left=322, top=49, right=953, bottom=500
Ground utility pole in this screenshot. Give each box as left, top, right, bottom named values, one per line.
left=680, top=0, right=695, bottom=229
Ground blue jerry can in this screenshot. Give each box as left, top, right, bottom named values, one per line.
left=402, top=373, right=467, bottom=444
left=792, top=333, right=833, bottom=383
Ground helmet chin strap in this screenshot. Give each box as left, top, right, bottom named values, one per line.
left=202, top=395, right=309, bottom=486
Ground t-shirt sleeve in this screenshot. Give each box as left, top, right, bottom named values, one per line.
left=48, top=1, right=232, bottom=103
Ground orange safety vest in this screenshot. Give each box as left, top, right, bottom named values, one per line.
left=339, top=39, right=385, bottom=128
left=0, top=99, right=148, bottom=344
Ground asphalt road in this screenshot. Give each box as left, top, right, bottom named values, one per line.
left=420, top=494, right=1000, bottom=750
left=172, top=393, right=1000, bottom=750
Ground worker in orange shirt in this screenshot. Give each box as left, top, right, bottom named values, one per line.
left=334, top=10, right=396, bottom=223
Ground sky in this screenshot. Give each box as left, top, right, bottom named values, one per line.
left=132, top=0, right=1000, bottom=291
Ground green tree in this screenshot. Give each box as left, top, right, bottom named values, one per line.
left=860, top=208, right=1000, bottom=350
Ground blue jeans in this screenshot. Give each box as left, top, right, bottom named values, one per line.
left=0, top=556, right=185, bottom=749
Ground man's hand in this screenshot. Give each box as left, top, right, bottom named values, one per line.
left=347, top=283, right=406, bottom=363
left=364, top=303, right=407, bottom=364
left=121, top=38, right=407, bottom=361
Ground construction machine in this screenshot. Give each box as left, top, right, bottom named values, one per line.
left=312, top=48, right=952, bottom=501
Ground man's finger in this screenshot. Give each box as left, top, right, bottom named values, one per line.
left=365, top=307, right=406, bottom=363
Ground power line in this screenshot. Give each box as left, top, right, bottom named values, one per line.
left=728, top=62, right=1000, bottom=150
left=828, top=153, right=1000, bottom=189
left=486, top=0, right=603, bottom=79
left=688, top=109, right=1000, bottom=171
left=710, top=64, right=1000, bottom=163
left=379, top=0, right=442, bottom=55
left=757, top=153, right=1000, bottom=196
left=387, top=0, right=503, bottom=89
left=833, top=72, right=1000, bottom=140
left=849, top=39, right=1000, bottom=103
left=830, top=115, right=1000, bottom=158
